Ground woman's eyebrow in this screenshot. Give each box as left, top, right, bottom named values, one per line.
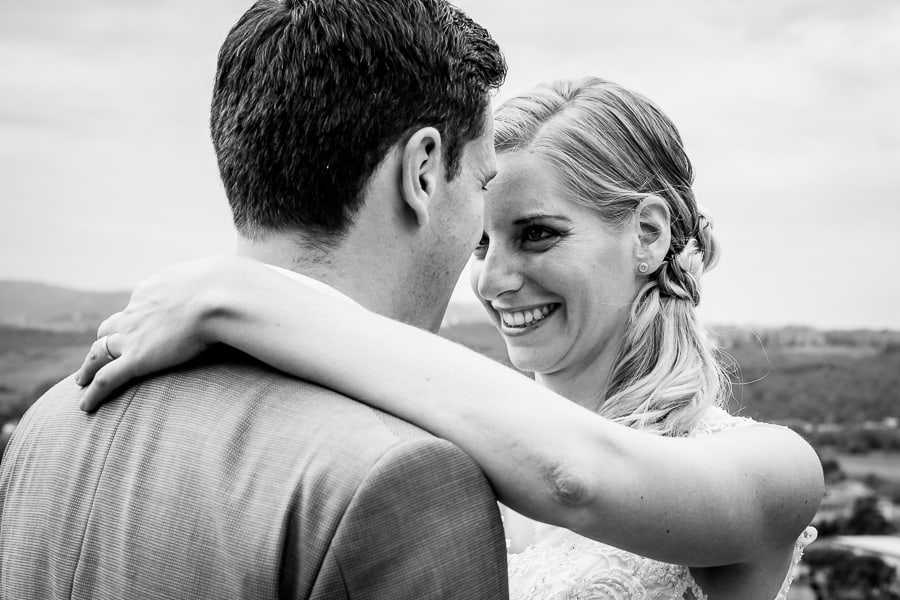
left=512, top=214, right=571, bottom=225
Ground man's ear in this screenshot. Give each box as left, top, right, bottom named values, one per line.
left=401, top=127, right=443, bottom=228
left=633, top=195, right=671, bottom=269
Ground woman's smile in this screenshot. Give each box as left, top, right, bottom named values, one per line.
left=494, top=303, right=561, bottom=334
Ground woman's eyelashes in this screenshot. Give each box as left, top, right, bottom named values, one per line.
left=472, top=224, right=564, bottom=260
left=520, top=224, right=563, bottom=251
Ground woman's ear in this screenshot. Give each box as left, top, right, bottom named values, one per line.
left=400, top=127, right=443, bottom=228
left=634, top=196, right=671, bottom=269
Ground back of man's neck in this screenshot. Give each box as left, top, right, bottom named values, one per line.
left=236, top=234, right=354, bottom=295
left=235, top=233, right=415, bottom=326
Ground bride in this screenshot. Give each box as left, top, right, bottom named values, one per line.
left=77, top=77, right=823, bottom=599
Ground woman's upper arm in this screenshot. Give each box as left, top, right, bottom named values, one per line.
left=568, top=422, right=824, bottom=568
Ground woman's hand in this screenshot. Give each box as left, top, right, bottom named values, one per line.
left=75, top=255, right=250, bottom=411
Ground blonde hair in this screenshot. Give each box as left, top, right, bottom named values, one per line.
left=494, top=77, right=729, bottom=436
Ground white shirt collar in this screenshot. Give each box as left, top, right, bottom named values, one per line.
left=264, top=264, right=362, bottom=307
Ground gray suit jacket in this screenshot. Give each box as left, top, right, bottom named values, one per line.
left=0, top=350, right=508, bottom=599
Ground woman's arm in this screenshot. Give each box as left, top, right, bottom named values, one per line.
left=77, top=255, right=824, bottom=567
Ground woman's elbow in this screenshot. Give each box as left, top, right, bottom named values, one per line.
left=796, top=440, right=826, bottom=527
left=538, top=460, right=608, bottom=533
left=767, top=432, right=826, bottom=545
left=544, top=461, right=591, bottom=507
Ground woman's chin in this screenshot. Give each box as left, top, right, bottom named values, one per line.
left=506, top=349, right=552, bottom=375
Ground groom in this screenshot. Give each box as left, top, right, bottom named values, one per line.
left=0, top=1, right=508, bottom=598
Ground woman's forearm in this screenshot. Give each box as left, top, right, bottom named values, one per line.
left=198, top=265, right=609, bottom=521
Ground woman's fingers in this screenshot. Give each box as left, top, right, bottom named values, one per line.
left=97, top=312, right=123, bottom=339
left=73, top=257, right=229, bottom=410
left=79, top=358, right=134, bottom=413
left=78, top=312, right=124, bottom=386
left=75, top=334, right=121, bottom=387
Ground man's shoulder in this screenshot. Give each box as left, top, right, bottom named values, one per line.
left=179, top=348, right=439, bottom=444
left=4, top=348, right=480, bottom=507
left=16, top=349, right=445, bottom=471
left=0, top=352, right=500, bottom=599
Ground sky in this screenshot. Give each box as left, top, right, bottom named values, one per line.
left=1, top=0, right=898, bottom=330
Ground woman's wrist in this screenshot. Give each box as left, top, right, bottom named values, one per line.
left=189, top=256, right=259, bottom=347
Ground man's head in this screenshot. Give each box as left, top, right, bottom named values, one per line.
left=211, top=0, right=506, bottom=245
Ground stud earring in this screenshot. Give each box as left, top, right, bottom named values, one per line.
left=638, top=262, right=649, bottom=274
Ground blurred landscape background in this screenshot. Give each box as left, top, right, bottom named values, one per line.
left=2, top=0, right=899, bottom=597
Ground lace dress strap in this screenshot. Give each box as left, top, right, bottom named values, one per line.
left=775, top=526, right=818, bottom=600
left=690, top=406, right=757, bottom=437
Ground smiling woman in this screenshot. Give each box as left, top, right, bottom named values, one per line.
left=471, top=151, right=641, bottom=394
left=478, top=79, right=725, bottom=432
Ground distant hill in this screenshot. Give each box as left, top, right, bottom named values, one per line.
left=439, top=320, right=900, bottom=427
left=0, top=280, right=130, bottom=332
left=711, top=325, right=900, bottom=351
left=0, top=279, right=491, bottom=333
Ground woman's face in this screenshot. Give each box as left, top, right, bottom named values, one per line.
left=470, top=152, right=643, bottom=376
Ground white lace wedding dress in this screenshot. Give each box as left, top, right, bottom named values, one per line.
left=506, top=407, right=818, bottom=600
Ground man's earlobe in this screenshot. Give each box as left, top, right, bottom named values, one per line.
left=401, top=127, right=443, bottom=228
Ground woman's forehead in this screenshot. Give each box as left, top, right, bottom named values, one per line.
left=489, top=153, right=576, bottom=215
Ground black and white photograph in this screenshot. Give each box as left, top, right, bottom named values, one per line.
left=1, top=1, right=898, bottom=598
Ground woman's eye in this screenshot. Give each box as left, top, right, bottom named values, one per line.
left=521, top=225, right=559, bottom=249
left=473, top=233, right=489, bottom=260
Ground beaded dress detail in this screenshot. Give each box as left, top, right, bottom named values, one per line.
left=506, top=407, right=817, bottom=600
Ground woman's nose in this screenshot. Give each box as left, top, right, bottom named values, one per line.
left=472, top=244, right=524, bottom=302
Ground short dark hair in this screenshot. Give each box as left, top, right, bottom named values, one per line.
left=211, top=0, right=506, bottom=241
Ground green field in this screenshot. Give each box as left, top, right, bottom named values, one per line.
left=834, top=453, right=900, bottom=482
left=0, top=327, right=94, bottom=420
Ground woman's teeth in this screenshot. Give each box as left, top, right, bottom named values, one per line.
left=499, top=304, right=557, bottom=329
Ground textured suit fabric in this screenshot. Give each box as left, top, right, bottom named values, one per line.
left=0, top=349, right=508, bottom=599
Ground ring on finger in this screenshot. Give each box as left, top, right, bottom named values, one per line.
left=101, top=335, right=116, bottom=361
